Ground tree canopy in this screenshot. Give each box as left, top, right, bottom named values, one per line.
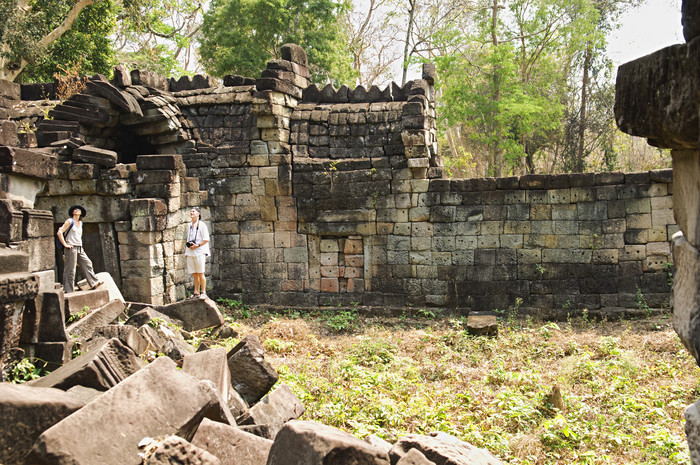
left=199, top=0, right=356, bottom=85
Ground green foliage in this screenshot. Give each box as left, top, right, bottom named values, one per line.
left=264, top=337, right=295, bottom=353
left=636, top=286, right=651, bottom=317
left=664, top=261, right=674, bottom=287
left=217, top=297, right=252, bottom=318
left=67, top=308, right=88, bottom=324
left=199, top=0, right=356, bottom=84
left=323, top=308, right=357, bottom=332
left=116, top=0, right=204, bottom=76
left=18, top=0, right=118, bottom=82
left=267, top=314, right=696, bottom=463
left=10, top=358, right=45, bottom=383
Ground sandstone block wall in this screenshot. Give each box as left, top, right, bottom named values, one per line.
left=0, top=44, right=675, bottom=317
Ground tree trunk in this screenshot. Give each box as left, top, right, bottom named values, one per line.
left=0, top=0, right=95, bottom=81
left=401, top=0, right=416, bottom=86
left=576, top=44, right=592, bottom=172
left=490, top=0, right=503, bottom=177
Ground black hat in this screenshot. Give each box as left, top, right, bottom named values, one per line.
left=68, top=205, right=87, bottom=218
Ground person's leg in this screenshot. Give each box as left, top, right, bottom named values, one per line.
left=186, top=256, right=200, bottom=296
left=63, top=247, right=78, bottom=292
left=195, top=255, right=206, bottom=296
left=76, top=248, right=99, bottom=287
left=192, top=273, right=202, bottom=295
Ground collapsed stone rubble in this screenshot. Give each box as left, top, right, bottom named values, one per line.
left=0, top=286, right=504, bottom=465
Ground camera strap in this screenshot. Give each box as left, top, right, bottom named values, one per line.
left=188, top=220, right=199, bottom=243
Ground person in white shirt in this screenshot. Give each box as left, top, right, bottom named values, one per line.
left=184, top=206, right=210, bottom=299
left=56, top=205, right=102, bottom=293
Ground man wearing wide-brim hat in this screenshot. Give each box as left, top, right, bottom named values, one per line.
left=56, top=205, right=102, bottom=293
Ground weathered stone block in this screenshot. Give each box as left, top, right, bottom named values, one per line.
left=389, top=432, right=504, bottom=465
left=0, top=146, right=58, bottom=179
left=143, top=436, right=220, bottom=465
left=94, top=324, right=148, bottom=355
left=182, top=347, right=231, bottom=401
left=0, top=383, right=86, bottom=465
left=192, top=417, right=273, bottom=464
left=266, top=420, right=390, bottom=465
left=26, top=356, right=235, bottom=465
left=672, top=233, right=700, bottom=365
left=236, top=383, right=305, bottom=437
left=67, top=300, right=127, bottom=341
left=29, top=338, right=145, bottom=391
left=227, top=335, right=279, bottom=404
left=615, top=40, right=700, bottom=149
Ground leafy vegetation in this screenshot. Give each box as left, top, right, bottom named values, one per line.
left=199, top=0, right=356, bottom=84
left=9, top=358, right=46, bottom=383
left=214, top=305, right=698, bottom=464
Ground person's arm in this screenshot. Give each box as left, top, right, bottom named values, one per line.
left=56, top=219, right=74, bottom=248
left=193, top=240, right=208, bottom=250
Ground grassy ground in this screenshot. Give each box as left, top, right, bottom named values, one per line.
left=206, top=303, right=699, bottom=464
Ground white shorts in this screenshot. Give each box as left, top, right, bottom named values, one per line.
left=186, top=255, right=206, bottom=274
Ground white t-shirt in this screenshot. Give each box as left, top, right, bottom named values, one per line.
left=184, top=220, right=210, bottom=257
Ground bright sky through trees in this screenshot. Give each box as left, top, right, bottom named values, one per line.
left=607, top=0, right=682, bottom=66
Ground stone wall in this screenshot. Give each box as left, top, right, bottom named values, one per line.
left=0, top=44, right=675, bottom=317
left=615, top=1, right=700, bottom=461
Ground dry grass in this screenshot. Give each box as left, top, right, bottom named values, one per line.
left=210, top=305, right=699, bottom=464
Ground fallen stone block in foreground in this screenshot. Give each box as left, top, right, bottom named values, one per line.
left=236, top=383, right=305, bottom=438
left=389, top=432, right=503, bottom=465
left=67, top=299, right=127, bottom=341
left=365, top=435, right=393, bottom=455
left=182, top=347, right=231, bottom=400
left=156, top=297, right=224, bottom=331
left=192, top=418, right=273, bottom=464
left=95, top=324, right=148, bottom=355
left=227, top=335, right=278, bottom=404
left=266, top=420, right=390, bottom=465
left=143, top=435, right=220, bottom=465
left=396, top=449, right=436, bottom=465
left=0, top=383, right=86, bottom=465
left=26, top=356, right=236, bottom=465
left=161, top=337, right=196, bottom=361
left=28, top=338, right=145, bottom=391
left=126, top=307, right=183, bottom=330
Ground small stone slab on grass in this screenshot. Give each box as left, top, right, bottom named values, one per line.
left=466, top=313, right=498, bottom=337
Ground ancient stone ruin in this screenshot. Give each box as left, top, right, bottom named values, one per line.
left=0, top=13, right=691, bottom=463
left=0, top=44, right=676, bottom=315
left=0, top=272, right=504, bottom=464
left=615, top=1, right=700, bottom=462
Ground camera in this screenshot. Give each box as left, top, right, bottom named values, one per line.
left=186, top=241, right=195, bottom=248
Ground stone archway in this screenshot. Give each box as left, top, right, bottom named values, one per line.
left=33, top=73, right=198, bottom=301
